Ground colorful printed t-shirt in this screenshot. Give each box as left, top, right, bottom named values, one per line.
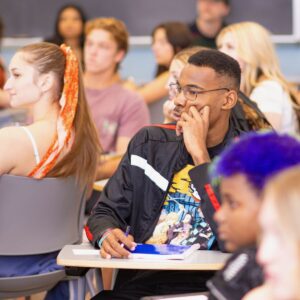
left=147, top=164, right=215, bottom=249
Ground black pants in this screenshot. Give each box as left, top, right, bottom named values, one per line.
left=92, top=269, right=215, bottom=300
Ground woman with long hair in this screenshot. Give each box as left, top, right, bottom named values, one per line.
left=0, top=42, right=100, bottom=298
left=127, top=22, right=192, bottom=123
left=46, top=4, right=87, bottom=67
left=217, top=21, right=300, bottom=133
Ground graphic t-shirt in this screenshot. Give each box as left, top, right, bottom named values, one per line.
left=147, top=164, right=215, bottom=249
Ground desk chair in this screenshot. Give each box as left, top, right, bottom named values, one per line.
left=0, top=174, right=87, bottom=299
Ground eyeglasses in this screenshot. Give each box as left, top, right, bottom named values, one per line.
left=169, top=83, right=230, bottom=102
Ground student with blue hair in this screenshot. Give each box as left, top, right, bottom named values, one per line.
left=147, top=131, right=300, bottom=299
left=192, top=131, right=300, bottom=299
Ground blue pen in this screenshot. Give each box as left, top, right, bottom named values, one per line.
left=120, top=225, right=131, bottom=248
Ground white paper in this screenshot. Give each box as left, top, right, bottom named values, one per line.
left=155, top=296, right=207, bottom=300
left=73, top=249, right=100, bottom=256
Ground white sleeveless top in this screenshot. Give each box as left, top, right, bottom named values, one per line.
left=250, top=80, right=299, bottom=134
left=21, top=126, right=41, bottom=165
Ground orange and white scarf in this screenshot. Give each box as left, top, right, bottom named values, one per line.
left=29, top=44, right=79, bottom=178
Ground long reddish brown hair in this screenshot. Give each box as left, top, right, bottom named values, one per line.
left=19, top=42, right=101, bottom=194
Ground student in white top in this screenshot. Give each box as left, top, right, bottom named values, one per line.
left=217, top=21, right=300, bottom=133
left=0, top=42, right=100, bottom=299
left=0, top=42, right=100, bottom=187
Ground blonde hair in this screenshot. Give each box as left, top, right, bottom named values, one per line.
left=264, top=166, right=300, bottom=293
left=173, top=46, right=207, bottom=65
left=217, top=22, right=300, bottom=114
left=19, top=42, right=101, bottom=194
left=173, top=45, right=271, bottom=130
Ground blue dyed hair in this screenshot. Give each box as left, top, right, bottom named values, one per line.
left=213, top=131, right=300, bottom=191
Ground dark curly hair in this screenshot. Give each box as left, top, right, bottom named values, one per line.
left=188, top=49, right=241, bottom=91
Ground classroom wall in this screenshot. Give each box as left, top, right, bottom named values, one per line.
left=0, top=0, right=296, bottom=38
left=120, top=44, right=300, bottom=85
left=1, top=0, right=299, bottom=85
left=2, top=42, right=300, bottom=86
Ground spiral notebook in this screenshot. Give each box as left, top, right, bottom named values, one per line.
left=128, top=243, right=200, bottom=260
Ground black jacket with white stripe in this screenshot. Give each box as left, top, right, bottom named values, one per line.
left=86, top=115, right=247, bottom=250
left=207, top=246, right=263, bottom=300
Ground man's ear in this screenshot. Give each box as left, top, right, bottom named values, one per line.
left=115, top=49, right=125, bottom=64
left=221, top=90, right=238, bottom=111
left=38, top=73, right=55, bottom=93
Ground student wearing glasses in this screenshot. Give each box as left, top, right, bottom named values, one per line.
left=86, top=49, right=259, bottom=299
left=163, top=46, right=270, bottom=131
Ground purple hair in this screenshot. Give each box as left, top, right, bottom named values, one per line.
left=213, top=131, right=300, bottom=191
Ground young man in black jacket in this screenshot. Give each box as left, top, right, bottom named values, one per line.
left=86, top=49, right=251, bottom=299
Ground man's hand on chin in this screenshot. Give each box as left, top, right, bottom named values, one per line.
left=176, top=105, right=211, bottom=166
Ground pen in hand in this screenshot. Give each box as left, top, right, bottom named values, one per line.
left=120, top=225, right=131, bottom=248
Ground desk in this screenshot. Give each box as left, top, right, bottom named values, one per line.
left=93, top=179, right=109, bottom=192
left=57, top=243, right=230, bottom=271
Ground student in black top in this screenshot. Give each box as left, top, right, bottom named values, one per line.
left=189, top=0, right=230, bottom=48
left=86, top=50, right=256, bottom=299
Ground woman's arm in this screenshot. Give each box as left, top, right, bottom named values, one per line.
left=125, top=72, right=169, bottom=104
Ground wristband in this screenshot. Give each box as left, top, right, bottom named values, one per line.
left=97, top=228, right=113, bottom=249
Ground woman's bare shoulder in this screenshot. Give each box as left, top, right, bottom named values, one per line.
left=0, top=126, right=27, bottom=142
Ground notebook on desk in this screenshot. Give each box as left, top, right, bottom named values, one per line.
left=141, top=293, right=208, bottom=299
left=128, top=243, right=200, bottom=260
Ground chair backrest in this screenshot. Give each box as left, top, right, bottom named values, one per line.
left=0, top=175, right=86, bottom=255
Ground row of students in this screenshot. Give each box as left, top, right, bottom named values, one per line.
left=85, top=49, right=263, bottom=299
left=163, top=22, right=300, bottom=135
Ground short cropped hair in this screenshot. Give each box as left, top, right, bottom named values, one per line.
left=85, top=17, right=128, bottom=54
left=213, top=131, right=300, bottom=191
left=188, top=49, right=241, bottom=90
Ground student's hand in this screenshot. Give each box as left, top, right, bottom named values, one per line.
left=176, top=106, right=211, bottom=165
left=100, top=228, right=136, bottom=259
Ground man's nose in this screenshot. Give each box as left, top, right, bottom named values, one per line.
left=173, top=91, right=187, bottom=107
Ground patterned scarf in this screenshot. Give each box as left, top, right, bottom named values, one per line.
left=29, top=44, right=79, bottom=178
